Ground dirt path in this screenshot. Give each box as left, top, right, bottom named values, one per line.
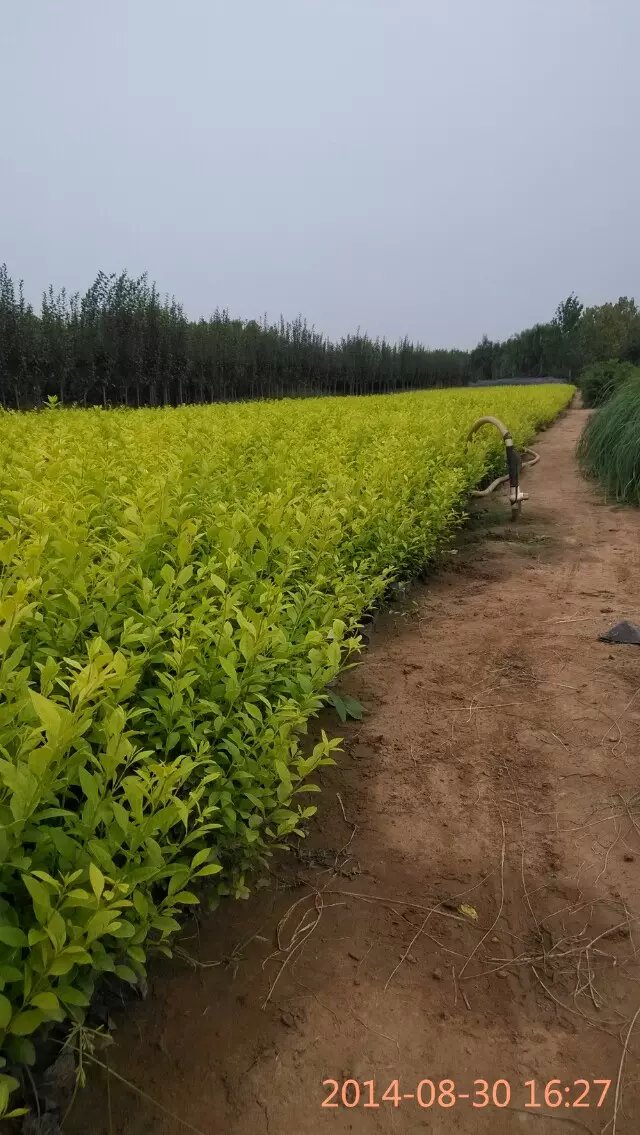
left=68, top=406, right=640, bottom=1135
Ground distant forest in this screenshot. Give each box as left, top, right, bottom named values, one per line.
left=1, top=265, right=639, bottom=407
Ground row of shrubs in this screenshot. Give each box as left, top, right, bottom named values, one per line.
left=577, top=359, right=640, bottom=408
left=0, top=386, right=574, bottom=1122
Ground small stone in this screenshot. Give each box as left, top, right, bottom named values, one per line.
left=407, top=953, right=418, bottom=964
left=432, top=968, right=443, bottom=980
left=497, top=970, right=509, bottom=979
left=491, top=936, right=499, bottom=944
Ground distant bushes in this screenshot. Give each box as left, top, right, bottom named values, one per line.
left=577, top=359, right=640, bottom=408
left=577, top=377, right=640, bottom=504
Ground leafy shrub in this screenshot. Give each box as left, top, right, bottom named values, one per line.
left=577, top=359, right=639, bottom=408
left=0, top=384, right=573, bottom=1111
left=577, top=377, right=640, bottom=504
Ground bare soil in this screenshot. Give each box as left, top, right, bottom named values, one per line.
left=67, top=406, right=640, bottom=1135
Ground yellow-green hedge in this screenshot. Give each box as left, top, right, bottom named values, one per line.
left=0, top=384, right=572, bottom=1108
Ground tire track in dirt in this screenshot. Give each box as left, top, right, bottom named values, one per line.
left=68, top=406, right=640, bottom=1135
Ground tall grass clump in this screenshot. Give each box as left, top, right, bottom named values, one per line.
left=577, top=377, right=640, bottom=504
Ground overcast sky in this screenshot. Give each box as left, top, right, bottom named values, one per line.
left=2, top=0, right=638, bottom=348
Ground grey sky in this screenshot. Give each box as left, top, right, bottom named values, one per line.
left=2, top=0, right=638, bottom=348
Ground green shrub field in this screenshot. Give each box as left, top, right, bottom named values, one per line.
left=0, top=384, right=572, bottom=1110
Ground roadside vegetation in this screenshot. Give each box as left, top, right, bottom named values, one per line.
left=578, top=376, right=640, bottom=504
left=577, top=359, right=640, bottom=408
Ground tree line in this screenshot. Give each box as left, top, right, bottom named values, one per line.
left=1, top=264, right=639, bottom=408
left=0, top=266, right=469, bottom=407
left=470, top=294, right=640, bottom=385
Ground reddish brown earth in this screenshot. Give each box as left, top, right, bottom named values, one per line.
left=68, top=406, right=640, bottom=1135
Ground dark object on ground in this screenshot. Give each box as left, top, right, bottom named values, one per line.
left=599, top=620, right=640, bottom=645
left=23, top=1115, right=63, bottom=1135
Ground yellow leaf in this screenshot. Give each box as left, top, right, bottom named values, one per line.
left=458, top=904, right=478, bottom=921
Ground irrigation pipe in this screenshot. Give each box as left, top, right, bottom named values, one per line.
left=467, top=416, right=539, bottom=519
left=471, top=447, right=539, bottom=497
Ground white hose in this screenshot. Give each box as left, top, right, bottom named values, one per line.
left=470, top=447, right=539, bottom=498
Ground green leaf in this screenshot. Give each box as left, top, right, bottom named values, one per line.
left=195, top=863, right=223, bottom=878
left=0, top=1075, right=19, bottom=1101
left=0, top=995, right=12, bottom=1030
left=57, top=985, right=90, bottom=1007
left=219, top=654, right=237, bottom=680
left=132, top=890, right=149, bottom=918
left=342, top=695, right=364, bottom=720
left=86, top=910, right=122, bottom=944
left=0, top=1080, right=11, bottom=1116
left=176, top=565, right=193, bottom=587
left=274, top=759, right=291, bottom=784
left=114, top=965, right=138, bottom=984
left=9, top=1008, right=44, bottom=1036
left=109, top=919, right=135, bottom=939
left=30, top=992, right=60, bottom=1013
left=29, top=690, right=63, bottom=735
left=0, top=927, right=27, bottom=948
left=170, top=891, right=199, bottom=906
left=22, top=875, right=52, bottom=917
left=327, top=692, right=347, bottom=722
left=89, top=863, right=105, bottom=901
left=0, top=966, right=23, bottom=984
left=46, top=911, right=67, bottom=952
left=152, top=915, right=180, bottom=934
left=30, top=870, right=60, bottom=889
left=5, top=1036, right=36, bottom=1066
left=47, top=956, right=75, bottom=976
left=326, top=691, right=363, bottom=722
left=47, top=947, right=91, bottom=975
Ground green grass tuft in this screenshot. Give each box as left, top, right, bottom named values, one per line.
left=577, top=377, right=640, bottom=504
